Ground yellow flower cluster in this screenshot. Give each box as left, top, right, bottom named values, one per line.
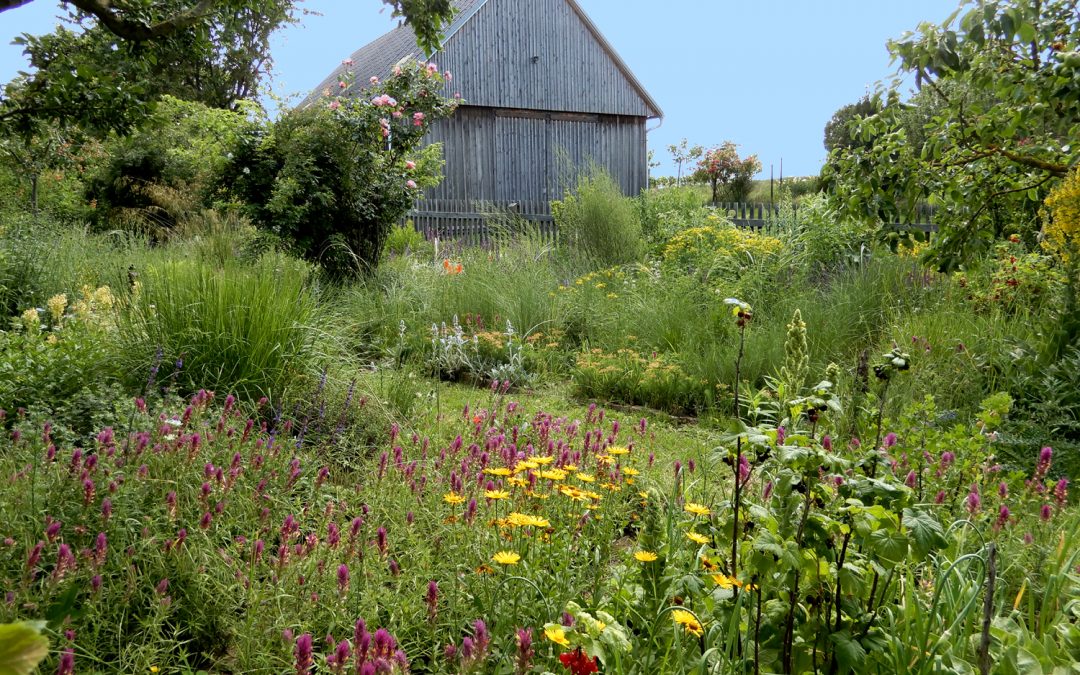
left=662, top=224, right=782, bottom=273
left=1043, top=167, right=1080, bottom=263
left=46, top=294, right=67, bottom=322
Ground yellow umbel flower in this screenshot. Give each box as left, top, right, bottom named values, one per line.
left=1044, top=167, right=1080, bottom=262
left=20, top=307, right=40, bottom=333
left=492, top=551, right=520, bottom=565
left=46, top=294, right=67, bottom=322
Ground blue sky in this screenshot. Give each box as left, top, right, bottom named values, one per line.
left=0, top=0, right=959, bottom=177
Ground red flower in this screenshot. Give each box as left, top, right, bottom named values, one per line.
left=559, top=648, right=599, bottom=674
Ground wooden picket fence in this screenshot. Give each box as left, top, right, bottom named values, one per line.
left=406, top=199, right=937, bottom=248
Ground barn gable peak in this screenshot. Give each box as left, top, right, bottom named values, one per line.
left=309, top=0, right=662, bottom=119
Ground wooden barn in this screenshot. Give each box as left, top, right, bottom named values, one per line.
left=310, top=0, right=662, bottom=239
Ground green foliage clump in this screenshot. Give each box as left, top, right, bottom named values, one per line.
left=83, top=96, right=249, bottom=235
left=572, top=347, right=721, bottom=415
left=954, top=238, right=1062, bottom=314
left=552, top=171, right=643, bottom=267
left=220, top=61, right=454, bottom=277
left=383, top=221, right=431, bottom=259
left=0, top=285, right=126, bottom=440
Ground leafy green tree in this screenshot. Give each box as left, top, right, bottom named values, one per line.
left=822, top=94, right=880, bottom=152
left=695, top=142, right=761, bottom=204
left=823, top=0, right=1080, bottom=267
left=0, top=1, right=455, bottom=135
left=219, top=61, right=454, bottom=277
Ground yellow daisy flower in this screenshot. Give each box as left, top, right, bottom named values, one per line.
left=575, top=473, right=596, bottom=483
left=443, top=492, right=466, bottom=505
left=608, top=446, right=630, bottom=455
left=686, top=531, right=710, bottom=545
left=672, top=609, right=705, bottom=637
left=485, top=489, right=510, bottom=500
left=634, top=550, right=658, bottom=562
left=544, top=625, right=570, bottom=647
left=483, top=467, right=512, bottom=477
left=684, top=502, right=711, bottom=517
left=492, top=551, right=521, bottom=565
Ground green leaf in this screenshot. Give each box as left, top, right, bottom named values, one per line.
left=903, top=507, right=948, bottom=559
left=869, top=529, right=909, bottom=566
left=0, top=622, right=50, bottom=675
left=830, top=630, right=867, bottom=673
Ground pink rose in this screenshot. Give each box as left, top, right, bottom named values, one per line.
left=444, top=71, right=452, bottom=81
left=406, top=180, right=417, bottom=189
left=412, top=112, right=425, bottom=126
left=328, top=100, right=340, bottom=110
left=370, top=76, right=379, bottom=85
left=338, top=81, right=347, bottom=89
left=405, top=161, right=416, bottom=170
left=342, top=58, right=354, bottom=66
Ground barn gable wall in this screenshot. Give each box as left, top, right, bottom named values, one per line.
left=438, top=0, right=652, bottom=118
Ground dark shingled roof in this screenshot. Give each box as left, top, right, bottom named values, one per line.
left=305, top=0, right=661, bottom=119
left=305, top=0, right=485, bottom=106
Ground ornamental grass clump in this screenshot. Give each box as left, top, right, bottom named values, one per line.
left=114, top=252, right=325, bottom=402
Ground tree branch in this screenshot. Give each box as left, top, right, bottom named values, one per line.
left=69, top=0, right=222, bottom=41
left=0, top=0, right=222, bottom=42
left=0, top=0, right=35, bottom=11
left=999, top=148, right=1070, bottom=176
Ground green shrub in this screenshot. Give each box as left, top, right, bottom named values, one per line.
left=782, top=192, right=874, bottom=275
left=635, top=185, right=711, bottom=249
left=219, top=61, right=454, bottom=277
left=82, top=96, right=248, bottom=236
left=660, top=220, right=783, bottom=282
left=572, top=347, right=721, bottom=415
left=0, top=285, right=127, bottom=440
left=115, top=252, right=325, bottom=401
left=552, top=171, right=643, bottom=267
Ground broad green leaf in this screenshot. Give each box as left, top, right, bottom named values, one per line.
left=830, top=630, right=867, bottom=673
left=0, top=622, right=49, bottom=675
left=903, top=507, right=948, bottom=560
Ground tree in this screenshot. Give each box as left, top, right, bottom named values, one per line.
left=695, top=142, right=761, bottom=204
left=823, top=94, right=881, bottom=152
left=823, top=0, right=1080, bottom=267
left=667, top=138, right=703, bottom=186
left=0, top=1, right=455, bottom=135
left=0, top=1, right=453, bottom=52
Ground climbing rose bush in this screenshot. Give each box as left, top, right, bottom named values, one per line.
left=220, top=60, right=456, bottom=277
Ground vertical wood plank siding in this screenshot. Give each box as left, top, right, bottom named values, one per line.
left=437, top=0, right=651, bottom=117
left=421, top=106, right=646, bottom=202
